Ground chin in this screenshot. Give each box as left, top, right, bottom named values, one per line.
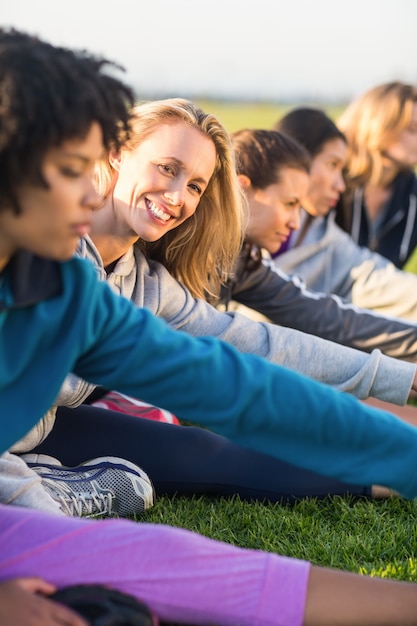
left=141, top=233, right=165, bottom=243
left=303, top=206, right=318, bottom=217
left=264, top=244, right=279, bottom=255
left=55, top=241, right=81, bottom=260
left=315, top=206, right=331, bottom=217
left=58, top=250, right=78, bottom=261
left=36, top=251, right=73, bottom=262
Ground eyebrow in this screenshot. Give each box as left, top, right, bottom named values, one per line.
left=326, top=153, right=345, bottom=160
left=61, top=152, right=91, bottom=163
left=58, top=152, right=97, bottom=164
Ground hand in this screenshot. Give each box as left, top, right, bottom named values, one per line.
left=0, top=577, right=89, bottom=625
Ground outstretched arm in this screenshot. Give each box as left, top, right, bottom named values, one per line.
left=305, top=566, right=417, bottom=626
left=4, top=258, right=417, bottom=498
left=232, top=255, right=417, bottom=363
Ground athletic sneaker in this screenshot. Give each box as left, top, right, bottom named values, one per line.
left=20, top=454, right=155, bottom=518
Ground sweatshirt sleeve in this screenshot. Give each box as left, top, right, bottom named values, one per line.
left=132, top=255, right=414, bottom=406
left=0, top=452, right=62, bottom=514
left=232, top=257, right=417, bottom=362
left=0, top=505, right=310, bottom=626
left=272, top=213, right=417, bottom=322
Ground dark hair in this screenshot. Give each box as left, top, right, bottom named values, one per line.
left=230, top=128, right=310, bottom=189
left=0, top=28, right=135, bottom=213
left=275, top=107, right=346, bottom=158
left=51, top=584, right=156, bottom=625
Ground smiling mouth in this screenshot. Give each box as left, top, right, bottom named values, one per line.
left=145, top=198, right=173, bottom=223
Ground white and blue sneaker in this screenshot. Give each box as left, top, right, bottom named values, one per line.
left=20, top=454, right=155, bottom=518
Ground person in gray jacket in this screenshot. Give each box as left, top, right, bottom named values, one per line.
left=10, top=100, right=417, bottom=513
left=270, top=107, right=417, bottom=322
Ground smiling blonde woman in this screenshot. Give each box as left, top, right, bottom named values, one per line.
left=94, top=98, right=246, bottom=300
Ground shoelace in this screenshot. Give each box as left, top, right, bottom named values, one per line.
left=57, top=492, right=115, bottom=517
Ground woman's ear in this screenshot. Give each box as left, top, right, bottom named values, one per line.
left=108, top=150, right=123, bottom=172
left=237, top=174, right=252, bottom=190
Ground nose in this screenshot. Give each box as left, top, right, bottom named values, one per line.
left=334, top=171, right=346, bottom=193
left=164, top=191, right=184, bottom=207
left=83, top=178, right=104, bottom=211
left=288, top=206, right=301, bottom=230
left=164, top=183, right=185, bottom=208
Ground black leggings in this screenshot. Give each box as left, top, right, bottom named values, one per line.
left=31, top=405, right=372, bottom=503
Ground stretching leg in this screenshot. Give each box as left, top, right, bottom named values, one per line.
left=31, top=405, right=372, bottom=503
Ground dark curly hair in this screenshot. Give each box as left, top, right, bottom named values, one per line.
left=0, top=28, right=135, bottom=213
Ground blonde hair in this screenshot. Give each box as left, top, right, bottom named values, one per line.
left=338, top=81, right=417, bottom=186
left=95, top=98, right=246, bottom=299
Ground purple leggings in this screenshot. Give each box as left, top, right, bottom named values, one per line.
left=0, top=504, right=310, bottom=625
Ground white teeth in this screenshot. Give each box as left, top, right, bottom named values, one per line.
left=147, top=200, right=171, bottom=222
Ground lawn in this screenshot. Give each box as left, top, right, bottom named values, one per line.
left=141, top=491, right=417, bottom=581
left=136, top=354, right=417, bottom=584
left=194, top=99, right=346, bottom=132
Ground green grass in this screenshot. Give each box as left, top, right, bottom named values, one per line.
left=194, top=99, right=346, bottom=132
left=139, top=492, right=417, bottom=581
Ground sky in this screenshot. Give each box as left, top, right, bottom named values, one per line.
left=2, top=0, right=417, bottom=103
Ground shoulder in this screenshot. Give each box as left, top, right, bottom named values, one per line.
left=59, top=256, right=105, bottom=302
left=133, top=244, right=179, bottom=284
left=392, top=170, right=417, bottom=197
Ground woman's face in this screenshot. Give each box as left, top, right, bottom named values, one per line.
left=109, top=122, right=217, bottom=241
left=244, top=167, right=310, bottom=254
left=0, top=122, right=103, bottom=271
left=302, top=138, right=347, bottom=217
left=384, top=102, right=417, bottom=168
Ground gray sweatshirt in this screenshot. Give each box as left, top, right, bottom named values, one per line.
left=270, top=210, right=417, bottom=321
left=221, top=242, right=417, bottom=361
